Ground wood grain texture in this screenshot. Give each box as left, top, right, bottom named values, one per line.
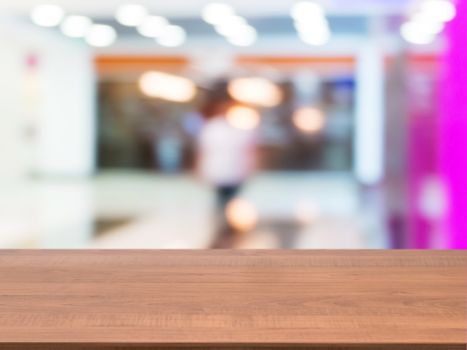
left=0, top=250, right=466, bottom=350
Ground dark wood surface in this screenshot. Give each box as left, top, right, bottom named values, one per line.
left=0, top=250, right=466, bottom=349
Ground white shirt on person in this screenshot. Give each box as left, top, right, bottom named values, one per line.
left=198, top=116, right=256, bottom=186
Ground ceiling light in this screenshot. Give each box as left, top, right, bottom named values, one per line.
left=291, top=2, right=331, bottom=46
left=407, top=16, right=444, bottom=35
left=291, top=1, right=325, bottom=22
left=202, top=2, right=235, bottom=25
left=401, top=21, right=436, bottom=45
left=420, top=0, right=456, bottom=22
left=226, top=26, right=257, bottom=46
left=115, top=4, right=148, bottom=27
left=299, top=29, right=331, bottom=46
left=156, top=25, right=186, bottom=47
left=227, top=34, right=257, bottom=47
left=226, top=106, right=261, bottom=130
left=139, top=71, right=197, bottom=102
left=31, top=4, right=65, bottom=27
left=60, top=15, right=92, bottom=38
left=227, top=35, right=257, bottom=47
left=214, top=15, right=247, bottom=36
left=228, top=77, right=283, bottom=107
left=137, top=16, right=168, bottom=38
left=292, top=107, right=326, bottom=133
left=85, top=24, right=117, bottom=47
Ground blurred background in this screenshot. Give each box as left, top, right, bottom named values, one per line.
left=0, top=0, right=465, bottom=249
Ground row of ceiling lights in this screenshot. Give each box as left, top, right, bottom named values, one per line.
left=30, top=0, right=458, bottom=48
left=201, top=3, right=258, bottom=47
left=31, top=5, right=117, bottom=47
left=291, top=2, right=331, bottom=46
left=115, top=4, right=186, bottom=47
left=30, top=3, right=185, bottom=47
left=30, top=1, right=333, bottom=48
left=401, top=0, right=456, bottom=45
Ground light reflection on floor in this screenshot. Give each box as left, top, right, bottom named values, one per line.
left=0, top=171, right=388, bottom=249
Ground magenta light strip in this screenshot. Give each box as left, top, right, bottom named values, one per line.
left=439, top=0, right=467, bottom=248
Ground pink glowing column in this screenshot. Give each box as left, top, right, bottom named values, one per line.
left=439, top=0, right=467, bottom=248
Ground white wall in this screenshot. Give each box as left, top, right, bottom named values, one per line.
left=36, top=35, right=96, bottom=176
left=0, top=18, right=96, bottom=179
left=0, top=27, right=28, bottom=181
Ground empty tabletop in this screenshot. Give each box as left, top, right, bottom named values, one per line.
left=0, top=250, right=466, bottom=349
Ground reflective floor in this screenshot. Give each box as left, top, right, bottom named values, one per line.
left=0, top=171, right=388, bottom=249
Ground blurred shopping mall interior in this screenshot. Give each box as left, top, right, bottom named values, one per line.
left=0, top=0, right=466, bottom=249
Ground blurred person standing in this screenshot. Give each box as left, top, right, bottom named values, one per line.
left=196, top=82, right=258, bottom=247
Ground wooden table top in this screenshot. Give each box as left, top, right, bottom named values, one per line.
left=0, top=250, right=466, bottom=350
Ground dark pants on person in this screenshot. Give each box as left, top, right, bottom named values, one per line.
left=216, top=185, right=241, bottom=212
left=212, top=184, right=241, bottom=247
